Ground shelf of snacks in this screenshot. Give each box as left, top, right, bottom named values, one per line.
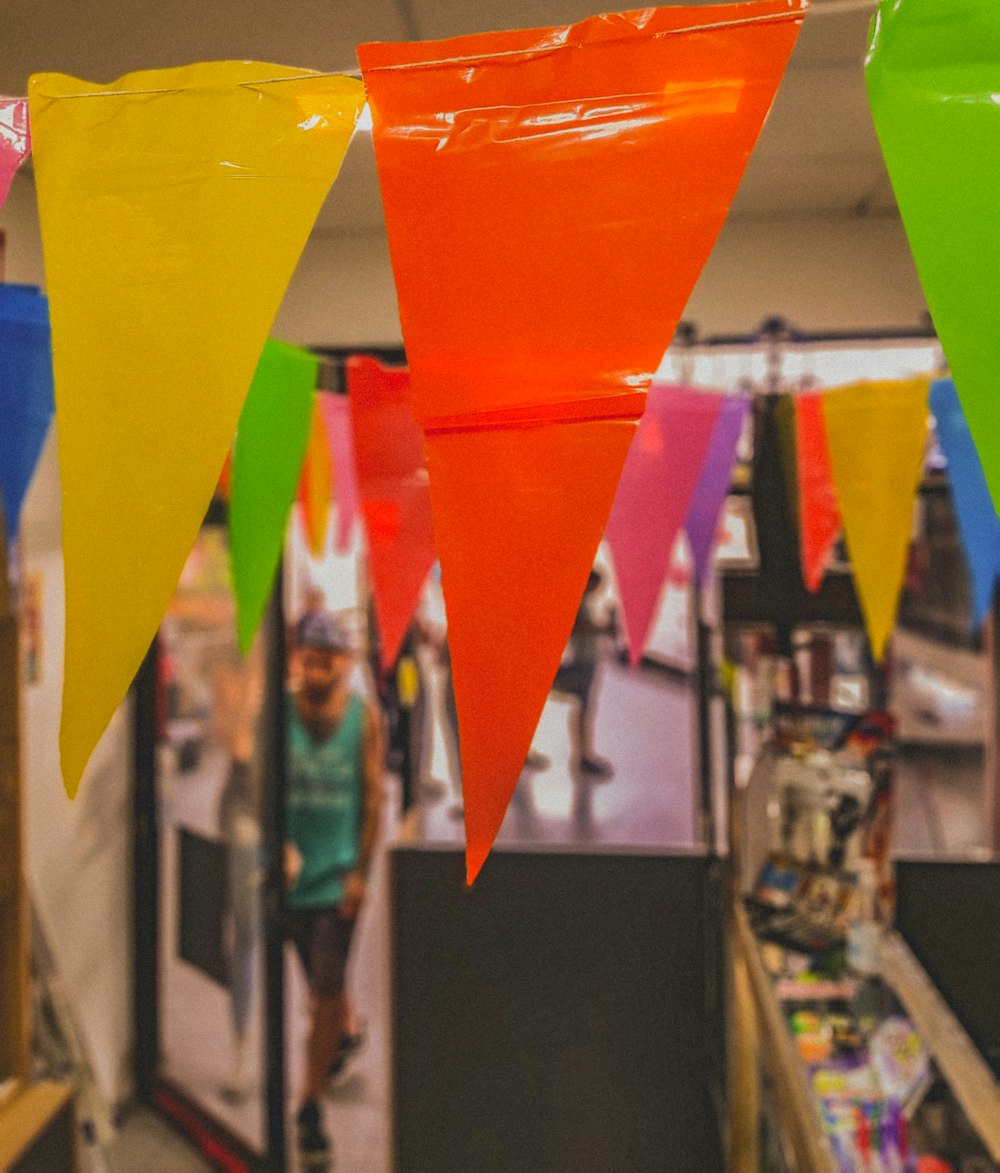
left=735, top=705, right=1000, bottom=1172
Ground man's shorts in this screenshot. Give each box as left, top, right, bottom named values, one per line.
left=285, top=906, right=357, bottom=997
left=551, top=661, right=597, bottom=706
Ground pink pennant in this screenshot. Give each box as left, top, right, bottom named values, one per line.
left=606, top=384, right=725, bottom=664
left=318, top=392, right=360, bottom=554
left=0, top=98, right=31, bottom=206
left=795, top=391, right=841, bottom=593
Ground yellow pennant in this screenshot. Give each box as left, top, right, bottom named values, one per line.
left=822, top=378, right=929, bottom=662
left=29, top=63, right=364, bottom=796
left=298, top=397, right=333, bottom=558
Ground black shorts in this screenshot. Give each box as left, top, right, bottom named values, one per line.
left=285, top=906, right=357, bottom=997
left=551, top=662, right=596, bottom=705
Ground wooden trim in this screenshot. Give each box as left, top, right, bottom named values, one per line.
left=734, top=904, right=838, bottom=1172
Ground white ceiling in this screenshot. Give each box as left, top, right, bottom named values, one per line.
left=3, top=0, right=894, bottom=232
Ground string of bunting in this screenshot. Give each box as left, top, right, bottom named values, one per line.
left=0, top=0, right=995, bottom=882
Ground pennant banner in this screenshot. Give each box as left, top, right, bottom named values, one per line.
left=0, top=98, right=31, bottom=206
left=823, top=379, right=929, bottom=662
left=866, top=1, right=1000, bottom=507
left=360, top=0, right=805, bottom=880
left=231, top=340, right=318, bottom=654
left=606, top=385, right=725, bottom=663
left=319, top=392, right=361, bottom=555
left=0, top=284, right=55, bottom=539
left=795, top=391, right=841, bottom=593
left=298, top=397, right=333, bottom=558
left=30, top=62, right=364, bottom=796
left=685, top=392, right=750, bottom=586
left=347, top=356, right=436, bottom=672
left=929, top=378, right=1000, bottom=628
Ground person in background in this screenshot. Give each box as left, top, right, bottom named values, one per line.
left=551, top=569, right=615, bottom=780
left=285, top=611, right=384, bottom=1171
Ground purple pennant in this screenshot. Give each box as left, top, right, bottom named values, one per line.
left=684, top=392, right=750, bottom=585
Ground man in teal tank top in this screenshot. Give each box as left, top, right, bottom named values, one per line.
left=285, top=610, right=383, bottom=1171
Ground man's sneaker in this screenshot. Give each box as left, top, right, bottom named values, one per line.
left=326, top=1028, right=366, bottom=1089
left=579, top=755, right=614, bottom=781
left=296, top=1098, right=333, bottom=1170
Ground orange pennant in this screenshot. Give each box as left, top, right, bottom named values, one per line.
left=426, top=421, right=637, bottom=881
left=347, top=356, right=436, bottom=671
left=297, top=398, right=332, bottom=557
left=360, top=1, right=805, bottom=881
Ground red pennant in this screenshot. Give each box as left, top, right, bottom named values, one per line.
left=347, top=356, right=436, bottom=670
left=360, top=1, right=805, bottom=881
left=606, top=385, right=725, bottom=664
left=795, top=392, right=841, bottom=593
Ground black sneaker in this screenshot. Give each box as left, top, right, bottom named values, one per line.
left=297, top=1099, right=332, bottom=1170
left=327, top=1027, right=366, bottom=1088
left=579, top=756, right=614, bottom=780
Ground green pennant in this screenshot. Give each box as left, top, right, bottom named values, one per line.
left=866, top=0, right=1000, bottom=506
left=231, top=339, right=318, bottom=654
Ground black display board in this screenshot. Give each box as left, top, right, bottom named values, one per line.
left=895, top=859, right=1000, bottom=1077
left=391, top=846, right=724, bottom=1173
left=177, top=829, right=228, bottom=987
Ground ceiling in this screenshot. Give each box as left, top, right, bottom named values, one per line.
left=3, top=0, right=894, bottom=233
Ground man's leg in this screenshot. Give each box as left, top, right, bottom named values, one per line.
left=576, top=672, right=613, bottom=779
left=304, top=991, right=348, bottom=1101
left=290, top=910, right=339, bottom=1167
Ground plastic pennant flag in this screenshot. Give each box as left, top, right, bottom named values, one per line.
left=929, top=378, right=1000, bottom=628
left=795, top=391, right=841, bottom=593
left=0, top=284, right=55, bottom=539
left=231, top=340, right=318, bottom=655
left=607, top=385, right=725, bottom=663
left=346, top=356, right=436, bottom=672
left=360, top=1, right=805, bottom=882
left=298, top=397, right=333, bottom=559
left=685, top=392, right=751, bottom=585
left=866, top=1, right=1000, bottom=508
left=29, top=62, right=364, bottom=798
left=822, top=379, right=929, bottom=662
left=318, top=393, right=361, bottom=555
left=0, top=98, right=31, bottom=206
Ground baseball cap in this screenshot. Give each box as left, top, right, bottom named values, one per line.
left=296, top=610, right=354, bottom=654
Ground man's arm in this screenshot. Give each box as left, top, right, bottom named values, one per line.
left=357, top=700, right=384, bottom=878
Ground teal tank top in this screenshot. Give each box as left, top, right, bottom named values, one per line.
left=287, top=692, right=365, bottom=909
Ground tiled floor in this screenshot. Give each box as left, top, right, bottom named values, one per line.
left=105, top=1105, right=212, bottom=1172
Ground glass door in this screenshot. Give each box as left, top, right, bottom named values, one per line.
left=135, top=504, right=286, bottom=1170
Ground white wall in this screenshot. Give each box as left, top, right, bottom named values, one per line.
left=20, top=431, right=135, bottom=1109
left=0, top=173, right=44, bottom=286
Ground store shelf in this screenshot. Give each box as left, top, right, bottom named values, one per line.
left=880, top=930, right=1000, bottom=1163
left=734, top=904, right=839, bottom=1173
